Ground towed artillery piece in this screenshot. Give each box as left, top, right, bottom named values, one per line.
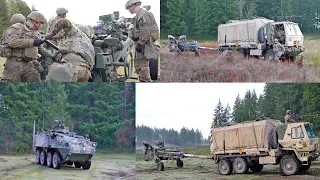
left=168, top=35, right=218, bottom=57
left=142, top=140, right=212, bottom=171
left=33, top=120, right=97, bottom=169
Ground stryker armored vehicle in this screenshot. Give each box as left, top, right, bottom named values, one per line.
left=33, top=120, right=97, bottom=169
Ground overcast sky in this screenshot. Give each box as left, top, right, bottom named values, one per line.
left=136, top=83, right=266, bottom=138
left=24, top=0, right=160, bottom=26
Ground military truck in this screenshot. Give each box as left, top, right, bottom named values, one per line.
left=211, top=119, right=320, bottom=175
left=218, top=18, right=304, bottom=61
left=33, top=120, right=97, bottom=169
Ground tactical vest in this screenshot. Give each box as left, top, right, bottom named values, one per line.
left=131, top=9, right=159, bottom=43
left=9, top=23, right=40, bottom=61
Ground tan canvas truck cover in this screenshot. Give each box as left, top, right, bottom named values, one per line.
left=218, top=18, right=274, bottom=46
left=210, top=120, right=282, bottom=155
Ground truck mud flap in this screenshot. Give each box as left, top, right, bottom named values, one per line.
left=149, top=59, right=158, bottom=81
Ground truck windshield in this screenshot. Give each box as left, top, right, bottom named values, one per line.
left=285, top=24, right=303, bottom=36
left=305, top=124, right=316, bottom=138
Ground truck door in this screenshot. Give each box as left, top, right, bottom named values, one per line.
left=289, top=125, right=305, bottom=150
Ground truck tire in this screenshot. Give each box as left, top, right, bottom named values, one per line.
left=82, top=161, right=91, bottom=170
left=40, top=151, right=47, bottom=166
left=74, top=162, right=82, bottom=168
left=47, top=151, right=53, bottom=168
left=268, top=128, right=278, bottom=149
left=233, top=157, right=249, bottom=174
left=249, top=164, right=264, bottom=172
left=280, top=155, right=300, bottom=175
left=36, top=149, right=41, bottom=164
left=300, top=162, right=311, bottom=171
left=157, top=161, right=164, bottom=171
left=218, top=159, right=232, bottom=175
left=264, top=50, right=275, bottom=61
left=149, top=59, right=158, bottom=81
left=177, top=159, right=183, bottom=168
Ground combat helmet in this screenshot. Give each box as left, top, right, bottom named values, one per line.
left=286, top=110, right=291, bottom=114
left=56, top=7, right=68, bottom=15
left=77, top=25, right=90, bottom=37
left=10, top=14, right=26, bottom=24
left=125, top=0, right=141, bottom=9
left=27, top=11, right=47, bottom=24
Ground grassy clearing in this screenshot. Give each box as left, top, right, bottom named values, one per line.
left=0, top=153, right=136, bottom=180
left=160, top=40, right=320, bottom=82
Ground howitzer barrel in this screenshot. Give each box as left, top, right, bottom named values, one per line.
left=183, top=154, right=213, bottom=159
left=44, top=40, right=59, bottom=50
left=198, top=46, right=219, bottom=51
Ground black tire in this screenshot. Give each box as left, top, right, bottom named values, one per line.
left=149, top=59, right=158, bottom=81
left=40, top=151, right=47, bottom=166
left=157, top=161, right=164, bottom=171
left=52, top=152, right=62, bottom=169
left=66, top=161, right=73, bottom=166
left=36, top=149, right=41, bottom=164
left=280, top=155, right=300, bottom=175
left=249, top=164, right=264, bottom=172
left=218, top=159, right=232, bottom=175
left=47, top=151, right=53, bottom=168
left=268, top=128, right=278, bottom=149
left=74, top=162, right=82, bottom=168
left=82, top=161, right=91, bottom=170
left=300, top=163, right=311, bottom=171
left=264, top=50, right=276, bottom=61
left=177, top=159, right=183, bottom=168
left=233, top=157, right=249, bottom=174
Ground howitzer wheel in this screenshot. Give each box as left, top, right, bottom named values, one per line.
left=36, top=149, right=41, bottom=164
left=218, top=159, right=232, bottom=175
left=157, top=161, right=164, bottom=171
left=40, top=151, right=47, bottom=166
left=47, top=151, right=53, bottom=168
left=264, top=50, right=276, bottom=61
left=52, top=152, right=62, bottom=169
left=195, top=51, right=200, bottom=57
left=177, top=159, right=183, bottom=168
left=149, top=59, right=158, bottom=81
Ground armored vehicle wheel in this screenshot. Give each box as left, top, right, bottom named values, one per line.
left=47, top=151, right=53, bottom=168
left=52, top=152, right=62, bottom=169
left=149, top=59, right=158, bottom=81
left=36, top=149, right=41, bottom=164
left=195, top=51, right=200, bottom=57
left=177, top=159, right=183, bottom=168
left=264, top=50, right=275, bottom=61
left=40, top=151, right=47, bottom=166
left=82, top=161, right=91, bottom=170
left=300, top=162, right=311, bottom=171
left=66, top=161, right=73, bottom=166
left=218, top=159, right=232, bottom=175
left=249, top=164, right=264, bottom=172
left=74, top=162, right=82, bottom=168
left=233, top=157, right=248, bottom=174
left=280, top=155, right=300, bottom=175
left=157, top=161, right=164, bottom=171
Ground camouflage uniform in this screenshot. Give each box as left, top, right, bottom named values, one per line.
left=1, top=12, right=54, bottom=82
left=126, top=0, right=160, bottom=82
left=285, top=110, right=294, bottom=124
left=45, top=18, right=94, bottom=82
left=273, top=38, right=284, bottom=61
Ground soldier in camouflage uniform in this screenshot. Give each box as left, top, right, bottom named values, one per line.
left=273, top=38, right=284, bottom=61
left=125, top=0, right=160, bottom=82
left=285, top=110, right=294, bottom=124
left=45, top=18, right=95, bottom=82
left=1, top=11, right=54, bottom=82
left=46, top=7, right=68, bottom=50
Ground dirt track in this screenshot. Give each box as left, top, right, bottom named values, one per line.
left=0, top=154, right=135, bottom=180
left=136, top=158, right=320, bottom=180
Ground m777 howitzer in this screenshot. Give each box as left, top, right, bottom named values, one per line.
left=168, top=35, right=218, bottom=57
left=142, top=140, right=212, bottom=171
left=91, top=11, right=136, bottom=82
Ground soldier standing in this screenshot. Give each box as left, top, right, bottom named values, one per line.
left=273, top=38, right=284, bottom=61
left=1, top=11, right=54, bottom=82
left=285, top=110, right=294, bottom=124
left=125, top=0, right=160, bottom=82
left=45, top=18, right=95, bottom=82
left=46, top=8, right=68, bottom=47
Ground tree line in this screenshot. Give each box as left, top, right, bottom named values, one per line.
left=0, top=83, right=135, bottom=154
left=161, top=0, right=320, bottom=39
left=136, top=125, right=211, bottom=147
left=211, top=83, right=320, bottom=137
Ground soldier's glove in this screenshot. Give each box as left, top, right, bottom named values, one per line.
left=33, top=39, right=45, bottom=47
left=136, top=43, right=145, bottom=53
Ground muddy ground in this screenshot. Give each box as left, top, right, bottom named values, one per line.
left=0, top=153, right=135, bottom=180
